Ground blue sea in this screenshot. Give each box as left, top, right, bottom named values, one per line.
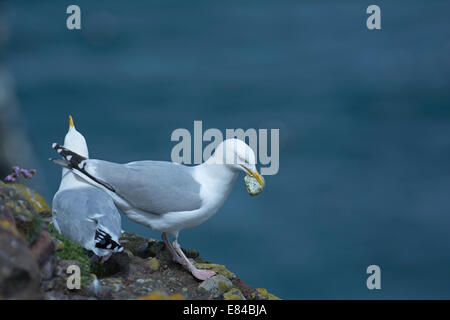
left=3, top=0, right=450, bottom=299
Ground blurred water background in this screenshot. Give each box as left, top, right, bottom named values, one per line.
left=2, top=0, right=450, bottom=299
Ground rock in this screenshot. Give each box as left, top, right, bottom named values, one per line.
left=223, top=288, right=246, bottom=300
left=0, top=189, right=43, bottom=299
left=198, top=275, right=233, bottom=297
left=137, top=240, right=166, bottom=259
left=31, top=230, right=55, bottom=266
left=255, top=288, right=280, bottom=300
left=40, top=255, right=55, bottom=281
left=232, top=278, right=255, bottom=299
left=0, top=224, right=42, bottom=299
left=110, top=282, right=122, bottom=292
left=8, top=184, right=51, bottom=215
left=0, top=183, right=280, bottom=300
left=138, top=290, right=185, bottom=300
left=120, top=233, right=151, bottom=256
left=168, top=293, right=186, bottom=300
left=138, top=290, right=168, bottom=300
left=87, top=277, right=112, bottom=299
left=0, top=182, right=43, bottom=244
left=0, top=200, right=15, bottom=224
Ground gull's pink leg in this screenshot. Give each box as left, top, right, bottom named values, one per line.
left=162, top=232, right=184, bottom=265
left=172, top=236, right=215, bottom=281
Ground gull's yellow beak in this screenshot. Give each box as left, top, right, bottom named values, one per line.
left=69, top=115, right=74, bottom=128
left=241, top=165, right=265, bottom=187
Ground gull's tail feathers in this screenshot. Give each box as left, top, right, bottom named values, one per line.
left=50, top=143, right=116, bottom=192
left=52, top=143, right=87, bottom=165
left=49, top=157, right=70, bottom=168
left=94, top=228, right=123, bottom=253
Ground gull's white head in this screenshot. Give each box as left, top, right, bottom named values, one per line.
left=210, top=138, right=264, bottom=187
left=64, top=115, right=89, bottom=158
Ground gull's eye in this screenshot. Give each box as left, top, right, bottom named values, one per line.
left=237, top=155, right=247, bottom=164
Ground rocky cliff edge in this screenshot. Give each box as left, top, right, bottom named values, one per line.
left=0, top=181, right=279, bottom=300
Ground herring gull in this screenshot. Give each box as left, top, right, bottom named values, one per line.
left=51, top=137, right=264, bottom=280
left=51, top=116, right=123, bottom=257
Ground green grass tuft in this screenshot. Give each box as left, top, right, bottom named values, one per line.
left=90, top=261, right=107, bottom=277
left=48, top=222, right=92, bottom=288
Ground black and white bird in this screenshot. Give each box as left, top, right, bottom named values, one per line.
left=51, top=116, right=123, bottom=257
left=51, top=136, right=265, bottom=280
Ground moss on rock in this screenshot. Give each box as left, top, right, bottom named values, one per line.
left=48, top=222, right=91, bottom=288
left=90, top=261, right=107, bottom=277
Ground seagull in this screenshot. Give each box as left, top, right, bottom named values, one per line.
left=51, top=137, right=265, bottom=280
left=51, top=116, right=123, bottom=257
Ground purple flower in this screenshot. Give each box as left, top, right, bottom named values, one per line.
left=20, top=169, right=32, bottom=179
left=5, top=174, right=16, bottom=182
left=5, top=166, right=36, bottom=182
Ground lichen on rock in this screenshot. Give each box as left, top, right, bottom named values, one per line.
left=138, top=291, right=185, bottom=300
left=198, top=275, right=233, bottom=297
left=0, top=183, right=47, bottom=299
left=255, top=287, right=281, bottom=300
left=223, top=288, right=246, bottom=300
left=148, top=257, right=160, bottom=271
left=8, top=183, right=51, bottom=215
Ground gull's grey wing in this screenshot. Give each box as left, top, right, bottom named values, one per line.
left=52, top=186, right=122, bottom=251
left=82, top=160, right=203, bottom=215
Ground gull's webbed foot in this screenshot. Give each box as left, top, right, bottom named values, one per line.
left=190, top=267, right=216, bottom=281
left=169, top=234, right=216, bottom=281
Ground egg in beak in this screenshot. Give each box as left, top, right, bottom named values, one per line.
left=241, top=165, right=265, bottom=195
